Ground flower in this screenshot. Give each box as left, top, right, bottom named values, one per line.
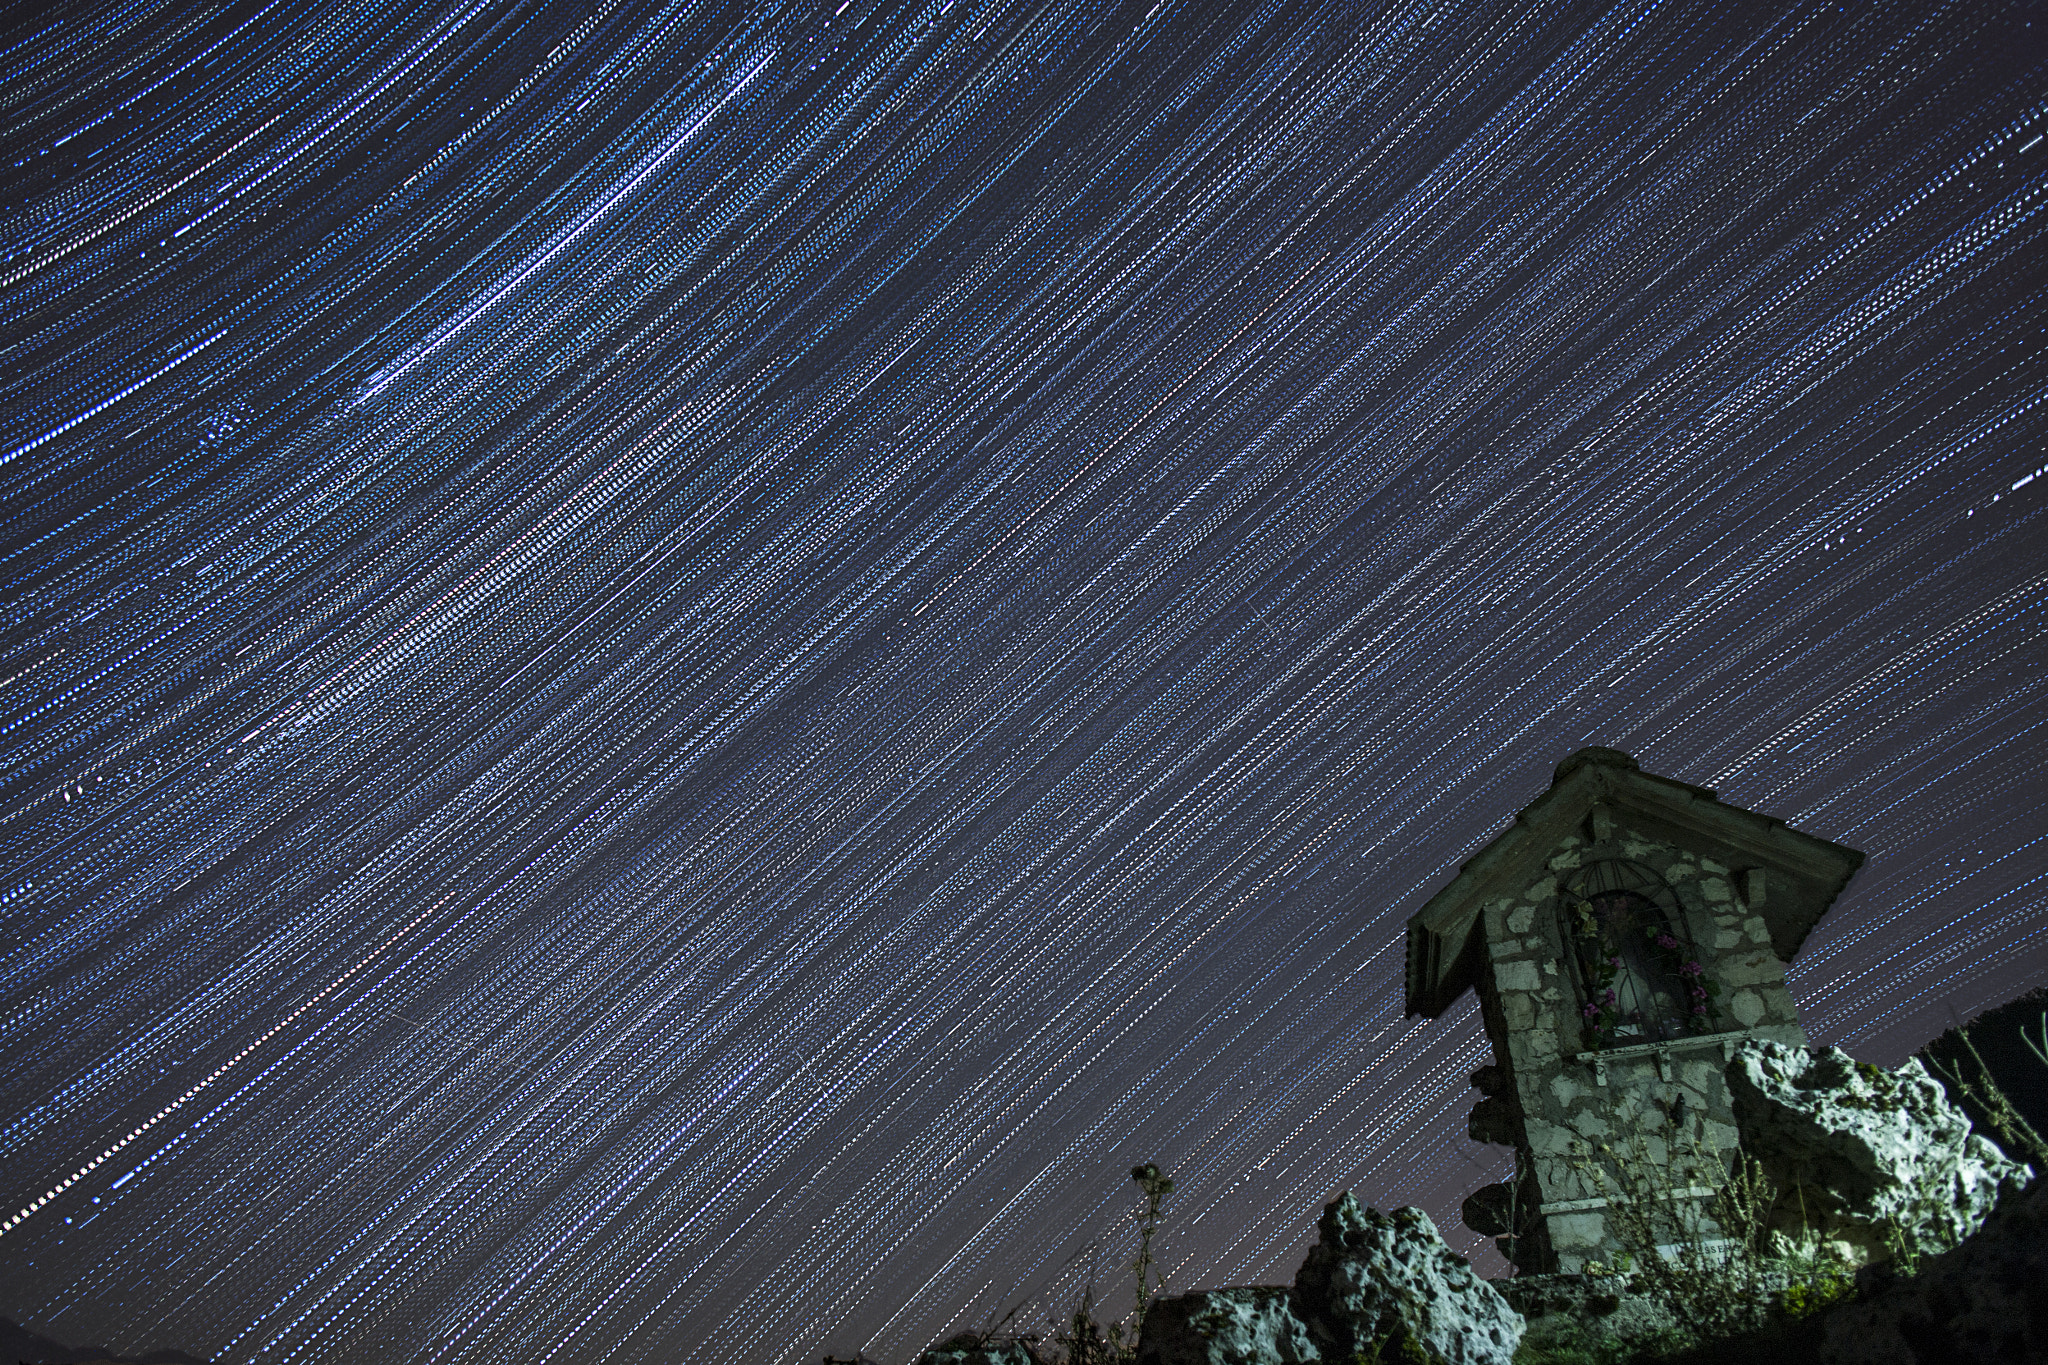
left=1692, top=1002, right=1708, bottom=1014
left=1691, top=986, right=1707, bottom=1000
left=1679, top=959, right=1702, bottom=976
left=1655, top=932, right=1679, bottom=950
left=1582, top=1002, right=1600, bottom=1018
left=1608, top=955, right=1622, bottom=967
left=1602, top=988, right=1617, bottom=1005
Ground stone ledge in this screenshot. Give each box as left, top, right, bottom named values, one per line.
left=1536, top=1186, right=1716, bottom=1215
left=1571, top=1028, right=1760, bottom=1084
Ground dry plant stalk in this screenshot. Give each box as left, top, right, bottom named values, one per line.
left=1128, top=1163, right=1175, bottom=1345
left=1054, top=1284, right=1126, bottom=1365
left=1926, top=1010, right=2048, bottom=1172
left=1567, top=1131, right=1775, bottom=1346
left=1047, top=1163, right=1174, bottom=1365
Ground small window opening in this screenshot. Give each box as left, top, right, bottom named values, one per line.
left=1561, top=861, right=1694, bottom=1045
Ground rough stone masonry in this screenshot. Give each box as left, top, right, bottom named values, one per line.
left=1402, top=747, right=1863, bottom=1272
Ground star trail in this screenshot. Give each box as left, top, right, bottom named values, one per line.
left=1, top=0, right=2044, bottom=1360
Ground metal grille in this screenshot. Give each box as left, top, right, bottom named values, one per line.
left=1560, top=861, right=1693, bottom=1044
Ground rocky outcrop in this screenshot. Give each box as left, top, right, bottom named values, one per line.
left=914, top=1337, right=1046, bottom=1365
left=917, top=1336, right=1048, bottom=1365
left=1490, top=1273, right=1682, bottom=1361
left=1727, top=1039, right=2032, bottom=1263
left=1813, top=1171, right=2048, bottom=1364
left=1130, top=1287, right=1319, bottom=1365
left=1134, top=1196, right=1522, bottom=1365
left=1292, top=1196, right=1523, bottom=1365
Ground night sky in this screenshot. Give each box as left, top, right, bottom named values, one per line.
left=1, top=0, right=2044, bottom=1361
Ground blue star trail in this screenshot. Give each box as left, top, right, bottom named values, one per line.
left=0, top=0, right=2043, bottom=1361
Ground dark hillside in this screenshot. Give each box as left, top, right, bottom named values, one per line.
left=1916, top=985, right=2048, bottom=1163
left=0, top=1317, right=206, bottom=1365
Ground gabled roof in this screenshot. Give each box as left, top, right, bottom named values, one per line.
left=1403, top=748, right=1864, bottom=1018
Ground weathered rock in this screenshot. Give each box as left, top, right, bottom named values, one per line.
left=1292, top=1195, right=1523, bottom=1365
left=1727, top=1040, right=2033, bottom=1263
left=1815, top=1170, right=2048, bottom=1364
left=914, top=1335, right=1045, bottom=1365
left=1132, top=1287, right=1320, bottom=1365
left=1490, top=1273, right=1682, bottom=1360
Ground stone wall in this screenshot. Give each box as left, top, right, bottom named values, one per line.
left=1467, top=820, right=1810, bottom=1272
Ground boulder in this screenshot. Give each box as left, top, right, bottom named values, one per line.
left=1816, top=1170, right=2048, bottom=1364
left=1491, top=1273, right=1681, bottom=1361
left=1726, top=1040, right=2032, bottom=1263
left=1292, top=1195, right=1523, bottom=1365
left=914, top=1336, right=1045, bottom=1365
left=1133, top=1287, right=1320, bottom=1365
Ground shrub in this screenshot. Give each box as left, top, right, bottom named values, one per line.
left=1565, top=1131, right=1775, bottom=1348
left=1045, top=1161, right=1175, bottom=1365
left=1923, top=1009, right=2048, bottom=1173
left=1507, top=1325, right=1631, bottom=1365
left=1767, top=1210, right=1856, bottom=1319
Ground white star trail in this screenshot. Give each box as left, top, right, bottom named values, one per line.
left=1, top=0, right=2043, bottom=1362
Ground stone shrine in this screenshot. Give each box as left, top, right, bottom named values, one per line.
left=1403, top=747, right=1864, bottom=1273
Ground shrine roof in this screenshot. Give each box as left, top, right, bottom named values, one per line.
left=1402, top=748, right=1864, bottom=1018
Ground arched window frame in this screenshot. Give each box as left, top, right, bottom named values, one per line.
left=1555, top=860, right=1720, bottom=1050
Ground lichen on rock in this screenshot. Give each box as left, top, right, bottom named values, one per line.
left=915, top=1335, right=1046, bottom=1365
left=1726, top=1039, right=2033, bottom=1264
left=1291, top=1195, right=1523, bottom=1365
left=1131, top=1286, right=1321, bottom=1365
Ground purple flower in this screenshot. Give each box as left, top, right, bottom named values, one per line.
left=1602, top=988, right=1617, bottom=1005
left=1655, top=932, right=1679, bottom=950
left=1691, top=1002, right=1708, bottom=1015
left=1691, top=986, right=1707, bottom=1000
left=1582, top=1002, right=1600, bottom=1018
left=1608, top=955, right=1623, bottom=968
left=1679, top=959, right=1702, bottom=976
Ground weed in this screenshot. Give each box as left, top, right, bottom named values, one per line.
left=1351, top=1329, right=1438, bottom=1365
left=1046, top=1161, right=1175, bottom=1365
left=1879, top=1217, right=1922, bottom=1278
left=1925, top=1009, right=2048, bottom=1172
left=1560, top=1122, right=1906, bottom=1359
left=1128, top=1163, right=1175, bottom=1346
left=1506, top=1326, right=1631, bottom=1365
left=1564, top=1131, right=1774, bottom=1347
left=1053, top=1283, right=1127, bottom=1365
left=1777, top=1266, right=1854, bottom=1320
left=1772, top=1222, right=1854, bottom=1320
